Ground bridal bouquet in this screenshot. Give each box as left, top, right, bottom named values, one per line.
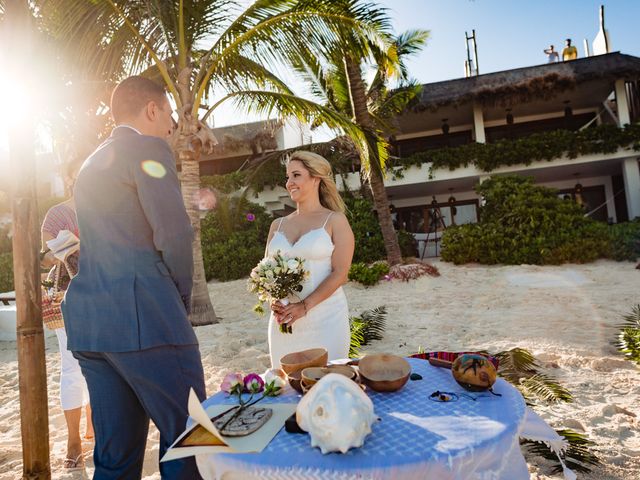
left=248, top=250, right=308, bottom=333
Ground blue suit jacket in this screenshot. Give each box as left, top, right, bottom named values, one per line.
left=63, top=126, right=198, bottom=352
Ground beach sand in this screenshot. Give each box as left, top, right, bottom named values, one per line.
left=0, top=259, right=638, bottom=479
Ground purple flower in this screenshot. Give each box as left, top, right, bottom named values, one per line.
left=246, top=213, right=256, bottom=222
left=243, top=373, right=265, bottom=394
left=384, top=274, right=392, bottom=281
left=220, top=372, right=243, bottom=394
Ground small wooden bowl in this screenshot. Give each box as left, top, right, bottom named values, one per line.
left=279, top=348, right=328, bottom=375
left=358, top=354, right=411, bottom=392
left=301, top=365, right=357, bottom=388
left=287, top=368, right=304, bottom=394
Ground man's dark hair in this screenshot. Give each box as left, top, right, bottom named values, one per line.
left=110, top=76, right=167, bottom=123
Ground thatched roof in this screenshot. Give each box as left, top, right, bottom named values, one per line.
left=413, top=52, right=640, bottom=111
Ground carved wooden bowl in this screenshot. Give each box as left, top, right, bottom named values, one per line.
left=300, top=365, right=358, bottom=388
left=358, top=354, right=411, bottom=392
left=280, top=348, right=328, bottom=375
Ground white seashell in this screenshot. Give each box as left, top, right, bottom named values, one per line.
left=295, top=373, right=376, bottom=454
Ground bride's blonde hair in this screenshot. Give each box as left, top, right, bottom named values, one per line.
left=288, top=151, right=345, bottom=213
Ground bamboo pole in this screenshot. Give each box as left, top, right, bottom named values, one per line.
left=5, top=2, right=52, bottom=478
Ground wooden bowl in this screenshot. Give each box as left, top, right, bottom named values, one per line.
left=279, top=348, right=328, bottom=375
left=358, top=354, right=411, bottom=392
left=287, top=368, right=304, bottom=394
left=301, top=365, right=358, bottom=388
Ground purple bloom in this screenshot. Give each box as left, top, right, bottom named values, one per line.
left=220, top=372, right=244, bottom=394
left=243, top=373, right=264, bottom=394
left=246, top=213, right=256, bottom=222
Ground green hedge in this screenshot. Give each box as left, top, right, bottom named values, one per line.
left=393, top=123, right=640, bottom=178
left=440, top=175, right=623, bottom=265
left=201, top=196, right=273, bottom=281
left=345, top=196, right=417, bottom=263
left=0, top=252, right=13, bottom=293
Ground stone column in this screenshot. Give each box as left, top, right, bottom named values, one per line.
left=615, top=79, right=631, bottom=127
left=622, top=157, right=640, bottom=220
left=472, top=102, right=486, bottom=143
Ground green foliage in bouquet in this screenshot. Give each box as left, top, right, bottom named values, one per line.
left=201, top=197, right=273, bottom=281
left=345, top=196, right=417, bottom=263
left=614, top=304, right=640, bottom=365
left=348, top=261, right=390, bottom=286
left=441, top=175, right=611, bottom=265
left=349, top=306, right=387, bottom=357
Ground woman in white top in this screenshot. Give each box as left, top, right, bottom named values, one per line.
left=266, top=151, right=355, bottom=368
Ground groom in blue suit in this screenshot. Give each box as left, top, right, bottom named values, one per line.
left=63, top=76, right=206, bottom=479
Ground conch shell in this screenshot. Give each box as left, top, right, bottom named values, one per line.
left=295, top=373, right=376, bottom=454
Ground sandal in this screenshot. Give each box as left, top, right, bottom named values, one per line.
left=63, top=453, right=84, bottom=470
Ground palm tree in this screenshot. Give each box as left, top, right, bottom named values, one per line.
left=39, top=0, right=387, bottom=325
left=295, top=23, right=428, bottom=265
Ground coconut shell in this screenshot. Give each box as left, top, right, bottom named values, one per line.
left=451, top=354, right=497, bottom=391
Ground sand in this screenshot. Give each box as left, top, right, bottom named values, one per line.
left=0, top=259, right=638, bottom=479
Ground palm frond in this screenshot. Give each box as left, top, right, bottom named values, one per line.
left=494, top=348, right=572, bottom=404
left=519, top=374, right=573, bottom=404
left=522, top=429, right=600, bottom=474
left=614, top=304, right=640, bottom=365
left=349, top=318, right=365, bottom=358
left=350, top=306, right=387, bottom=347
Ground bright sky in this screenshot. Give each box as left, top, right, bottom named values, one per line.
left=1, top=1, right=639, bottom=156
left=211, top=0, right=640, bottom=127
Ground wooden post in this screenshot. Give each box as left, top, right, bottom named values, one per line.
left=5, top=2, right=52, bottom=479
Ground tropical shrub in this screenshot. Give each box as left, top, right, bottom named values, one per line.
left=348, top=261, right=390, bottom=286
left=608, top=219, right=640, bottom=261
left=0, top=253, right=13, bottom=293
left=615, top=304, right=640, bottom=365
left=201, top=197, right=273, bottom=281
left=441, top=176, right=612, bottom=265
left=345, top=196, right=416, bottom=263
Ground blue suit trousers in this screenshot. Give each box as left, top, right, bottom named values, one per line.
left=74, top=345, right=206, bottom=479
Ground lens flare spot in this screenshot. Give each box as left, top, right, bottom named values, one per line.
left=141, top=160, right=166, bottom=178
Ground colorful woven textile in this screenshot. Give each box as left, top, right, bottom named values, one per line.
left=410, top=351, right=500, bottom=370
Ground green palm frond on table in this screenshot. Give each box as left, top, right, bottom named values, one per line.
left=614, top=304, right=640, bottom=365
left=495, top=348, right=572, bottom=404
left=521, top=428, right=600, bottom=474
left=349, top=306, right=387, bottom=357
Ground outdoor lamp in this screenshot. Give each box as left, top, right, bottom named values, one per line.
left=574, top=182, right=583, bottom=194
left=505, top=109, right=514, bottom=125
left=441, top=119, right=450, bottom=134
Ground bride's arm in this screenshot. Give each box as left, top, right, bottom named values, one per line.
left=264, top=219, right=279, bottom=257
left=279, top=213, right=354, bottom=324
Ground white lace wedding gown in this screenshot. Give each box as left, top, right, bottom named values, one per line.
left=268, top=215, right=350, bottom=369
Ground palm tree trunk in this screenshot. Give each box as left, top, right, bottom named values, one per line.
left=178, top=147, right=218, bottom=326
left=344, top=57, right=402, bottom=266
left=7, top=3, right=51, bottom=478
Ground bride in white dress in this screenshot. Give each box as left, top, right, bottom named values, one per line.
left=266, top=151, right=355, bottom=368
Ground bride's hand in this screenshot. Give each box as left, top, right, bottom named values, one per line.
left=279, top=301, right=307, bottom=326
left=270, top=300, right=285, bottom=315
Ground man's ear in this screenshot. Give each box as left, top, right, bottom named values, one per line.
left=145, top=101, right=157, bottom=121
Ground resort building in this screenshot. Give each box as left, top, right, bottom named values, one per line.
left=206, top=52, right=640, bottom=257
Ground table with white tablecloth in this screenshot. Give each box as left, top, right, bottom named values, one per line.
left=194, top=357, right=542, bottom=479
